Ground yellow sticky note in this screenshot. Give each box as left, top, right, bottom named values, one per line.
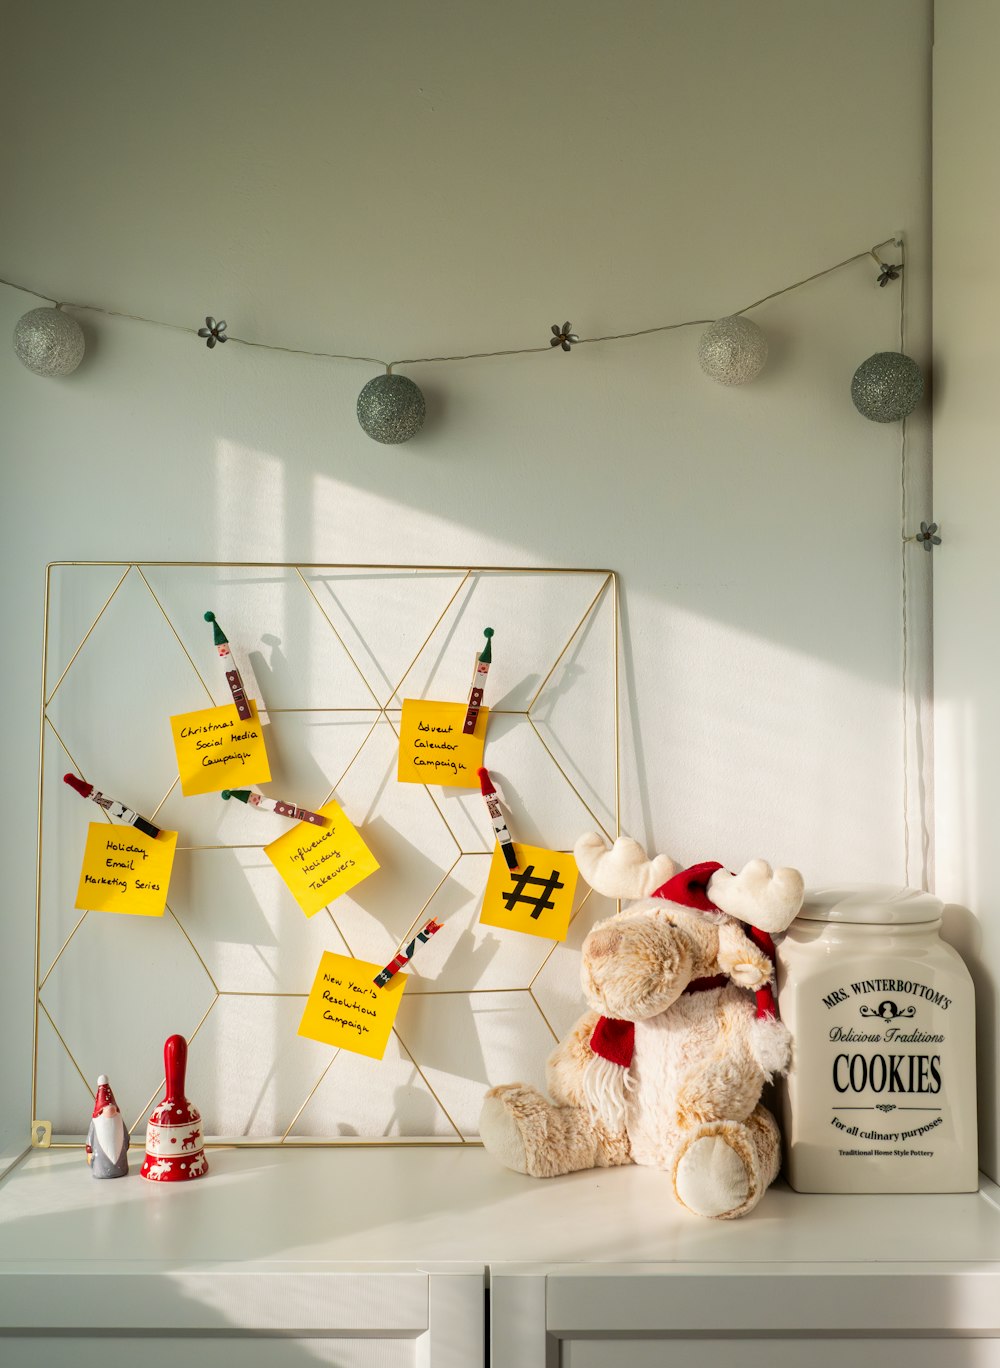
left=397, top=699, right=489, bottom=788
left=75, top=823, right=178, bottom=917
left=265, top=801, right=379, bottom=916
left=170, top=701, right=271, bottom=797
left=298, top=951, right=405, bottom=1059
left=479, top=843, right=579, bottom=942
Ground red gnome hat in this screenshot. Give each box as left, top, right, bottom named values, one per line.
left=86, top=1075, right=120, bottom=1164
left=92, top=1076, right=118, bottom=1116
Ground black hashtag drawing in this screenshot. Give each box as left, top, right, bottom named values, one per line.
left=501, top=865, right=565, bottom=919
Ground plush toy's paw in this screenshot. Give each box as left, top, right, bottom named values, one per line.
left=480, top=1087, right=530, bottom=1175
left=672, top=1119, right=769, bottom=1220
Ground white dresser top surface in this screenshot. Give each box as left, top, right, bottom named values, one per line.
left=2, top=1146, right=1000, bottom=1273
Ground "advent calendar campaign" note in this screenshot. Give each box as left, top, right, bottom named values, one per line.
left=397, top=699, right=489, bottom=788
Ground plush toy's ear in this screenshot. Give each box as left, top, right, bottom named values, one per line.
left=574, top=833, right=679, bottom=901
left=707, top=859, right=804, bottom=934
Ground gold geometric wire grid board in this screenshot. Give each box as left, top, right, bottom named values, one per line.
left=33, top=562, right=619, bottom=1148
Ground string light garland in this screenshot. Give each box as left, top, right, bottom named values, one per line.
left=851, top=350, right=924, bottom=422
left=4, top=234, right=935, bottom=885
left=13, top=306, right=85, bottom=376
left=356, top=372, right=427, bottom=444
left=3, top=235, right=920, bottom=440
left=697, top=315, right=768, bottom=386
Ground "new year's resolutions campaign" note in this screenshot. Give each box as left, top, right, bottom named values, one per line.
left=298, top=951, right=405, bottom=1058
left=170, top=701, right=271, bottom=797
left=397, top=699, right=489, bottom=788
left=479, top=842, right=578, bottom=941
left=265, top=801, right=380, bottom=916
left=75, top=823, right=178, bottom=917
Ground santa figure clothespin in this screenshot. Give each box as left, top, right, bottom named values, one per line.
left=463, top=628, right=493, bottom=734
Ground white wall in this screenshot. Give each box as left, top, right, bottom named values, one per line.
left=933, top=1, right=1000, bottom=1183
left=1, top=1, right=932, bottom=1152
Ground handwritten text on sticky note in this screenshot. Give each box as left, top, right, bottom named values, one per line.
left=298, top=951, right=405, bottom=1058
left=479, top=843, right=578, bottom=942
left=170, top=701, right=271, bottom=797
left=265, top=800, right=379, bottom=916
left=75, top=823, right=178, bottom=917
left=397, top=700, right=489, bottom=788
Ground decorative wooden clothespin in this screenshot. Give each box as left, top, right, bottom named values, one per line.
left=478, top=766, right=519, bottom=871
left=374, top=918, right=444, bottom=988
left=205, top=611, right=252, bottom=720
left=463, top=627, right=493, bottom=734
left=63, top=773, right=160, bottom=839
left=221, top=789, right=327, bottom=826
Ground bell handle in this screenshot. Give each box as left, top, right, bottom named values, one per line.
left=163, top=1034, right=188, bottom=1102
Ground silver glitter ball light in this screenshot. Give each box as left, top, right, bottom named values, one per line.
left=697, top=315, right=768, bottom=386
left=357, top=373, right=426, bottom=444
left=851, top=351, right=924, bottom=423
left=13, top=307, right=86, bottom=376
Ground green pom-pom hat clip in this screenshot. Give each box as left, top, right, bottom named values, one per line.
left=480, top=627, right=494, bottom=663
left=204, top=610, right=229, bottom=647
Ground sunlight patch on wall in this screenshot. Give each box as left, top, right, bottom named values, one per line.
left=214, top=439, right=286, bottom=562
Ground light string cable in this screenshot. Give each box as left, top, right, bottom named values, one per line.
left=893, top=236, right=927, bottom=889
left=1, top=236, right=901, bottom=374
left=898, top=237, right=911, bottom=886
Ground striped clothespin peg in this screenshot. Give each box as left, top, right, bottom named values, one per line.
left=477, top=767, right=519, bottom=871
left=221, top=789, right=327, bottom=826
left=463, top=627, right=493, bottom=735
left=205, top=611, right=252, bottom=721
left=374, top=918, right=444, bottom=988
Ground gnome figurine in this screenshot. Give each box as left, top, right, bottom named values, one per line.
left=86, top=1076, right=129, bottom=1179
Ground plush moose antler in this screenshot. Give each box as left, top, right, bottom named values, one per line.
left=707, top=859, right=804, bottom=935
left=573, top=833, right=678, bottom=900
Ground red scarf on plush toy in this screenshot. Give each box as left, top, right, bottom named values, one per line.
left=588, top=861, right=779, bottom=1070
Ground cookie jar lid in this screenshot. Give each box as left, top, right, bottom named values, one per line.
left=797, top=884, right=943, bottom=925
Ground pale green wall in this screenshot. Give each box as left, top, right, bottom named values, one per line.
left=0, top=0, right=932, bottom=1160
left=933, top=0, right=1000, bottom=1183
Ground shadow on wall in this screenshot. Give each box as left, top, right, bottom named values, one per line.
left=941, top=903, right=997, bottom=1169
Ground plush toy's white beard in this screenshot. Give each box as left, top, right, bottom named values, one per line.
left=582, top=1054, right=633, bottom=1132
left=93, top=1110, right=125, bottom=1161
left=749, top=1015, right=792, bottom=1080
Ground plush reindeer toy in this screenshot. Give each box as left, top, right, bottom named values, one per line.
left=480, top=833, right=805, bottom=1220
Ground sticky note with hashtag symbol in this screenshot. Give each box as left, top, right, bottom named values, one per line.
left=479, top=843, right=578, bottom=941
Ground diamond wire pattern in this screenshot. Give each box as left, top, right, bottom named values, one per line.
left=33, top=563, right=618, bottom=1146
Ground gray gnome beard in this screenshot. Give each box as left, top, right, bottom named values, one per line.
left=88, top=1108, right=129, bottom=1179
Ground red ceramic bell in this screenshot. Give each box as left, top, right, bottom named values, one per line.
left=140, top=1034, right=208, bottom=1182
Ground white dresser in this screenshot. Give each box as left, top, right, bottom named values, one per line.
left=2, top=1148, right=999, bottom=1367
